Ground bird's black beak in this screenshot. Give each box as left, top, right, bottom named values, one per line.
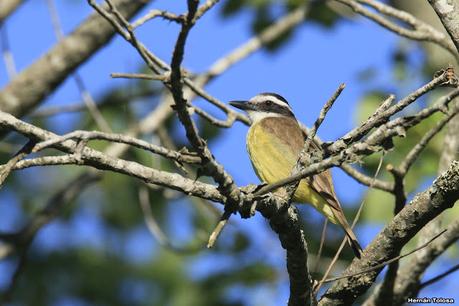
left=229, top=100, right=254, bottom=111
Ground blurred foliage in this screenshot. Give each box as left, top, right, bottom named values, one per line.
left=11, top=247, right=276, bottom=306
left=1, top=61, right=279, bottom=305
left=220, top=0, right=341, bottom=51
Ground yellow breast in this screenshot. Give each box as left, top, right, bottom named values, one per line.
left=246, top=119, right=337, bottom=223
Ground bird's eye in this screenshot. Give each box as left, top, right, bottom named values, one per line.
left=265, top=100, right=273, bottom=106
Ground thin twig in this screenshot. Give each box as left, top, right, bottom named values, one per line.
left=111, top=71, right=248, bottom=128
left=334, top=0, right=458, bottom=61
left=329, top=72, right=448, bottom=154
left=132, top=9, right=183, bottom=28
left=311, top=84, right=346, bottom=140
left=399, top=106, right=458, bottom=174
left=314, top=153, right=384, bottom=294
left=138, top=186, right=172, bottom=248
left=183, top=78, right=250, bottom=125
left=313, top=219, right=329, bottom=275
left=320, top=230, right=447, bottom=284
left=255, top=84, right=459, bottom=197
left=88, top=0, right=162, bottom=75
left=207, top=210, right=231, bottom=248
left=420, top=263, right=459, bottom=289
left=0, top=140, right=35, bottom=187
left=340, top=164, right=393, bottom=192
left=306, top=83, right=346, bottom=157
left=286, top=83, right=346, bottom=200
left=0, top=23, right=17, bottom=78
left=111, top=72, right=168, bottom=81
left=193, top=0, right=220, bottom=22
left=190, top=104, right=239, bottom=128
left=47, top=0, right=112, bottom=132
left=32, top=130, right=201, bottom=164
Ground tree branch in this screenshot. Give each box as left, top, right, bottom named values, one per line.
left=32, top=130, right=201, bottom=165
left=0, top=0, right=27, bottom=22
left=333, top=0, right=459, bottom=61
left=0, top=0, right=306, bottom=266
left=319, top=160, right=459, bottom=305
left=0, top=111, right=224, bottom=202
left=369, top=2, right=459, bottom=302
left=0, top=0, right=150, bottom=118
left=390, top=218, right=459, bottom=305
left=428, top=0, right=459, bottom=52
left=46, top=0, right=112, bottom=132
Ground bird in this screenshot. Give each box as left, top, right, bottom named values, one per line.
left=229, top=93, right=363, bottom=258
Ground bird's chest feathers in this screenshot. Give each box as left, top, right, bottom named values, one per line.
left=245, top=117, right=339, bottom=223
left=246, top=119, right=300, bottom=184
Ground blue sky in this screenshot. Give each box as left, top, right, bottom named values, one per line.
left=1, top=0, right=457, bottom=305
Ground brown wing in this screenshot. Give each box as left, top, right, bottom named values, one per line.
left=261, top=118, right=363, bottom=257
left=310, top=171, right=342, bottom=211
left=299, top=128, right=343, bottom=211
left=301, top=129, right=363, bottom=257
left=260, top=118, right=341, bottom=210
left=259, top=117, right=306, bottom=156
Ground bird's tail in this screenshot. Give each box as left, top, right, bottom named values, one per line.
left=327, top=197, right=363, bottom=258
left=342, top=224, right=363, bottom=258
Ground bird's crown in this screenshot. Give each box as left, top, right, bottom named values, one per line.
left=248, top=93, right=294, bottom=118
left=229, top=92, right=295, bottom=123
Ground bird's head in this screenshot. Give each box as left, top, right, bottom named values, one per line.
left=229, top=92, right=295, bottom=123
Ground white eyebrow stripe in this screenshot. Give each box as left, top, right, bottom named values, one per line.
left=258, top=95, right=293, bottom=112
left=264, top=96, right=289, bottom=107
left=251, top=94, right=290, bottom=108
left=244, top=93, right=296, bottom=122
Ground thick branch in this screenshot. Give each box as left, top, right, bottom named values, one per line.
left=429, top=0, right=459, bottom=52
left=0, top=0, right=26, bottom=22
left=0, top=1, right=305, bottom=258
left=390, top=218, right=459, bottom=305
left=254, top=199, right=313, bottom=306
left=0, top=0, right=150, bottom=118
left=1, top=108, right=315, bottom=306
left=388, top=113, right=459, bottom=305
left=0, top=111, right=223, bottom=202
left=377, top=1, right=459, bottom=297
left=1, top=6, right=312, bottom=302
left=319, top=160, right=459, bottom=305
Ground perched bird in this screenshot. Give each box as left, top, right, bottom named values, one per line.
left=230, top=93, right=363, bottom=257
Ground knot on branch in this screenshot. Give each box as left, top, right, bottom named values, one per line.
left=238, top=184, right=283, bottom=218
left=430, top=160, right=459, bottom=207
left=434, top=66, right=459, bottom=87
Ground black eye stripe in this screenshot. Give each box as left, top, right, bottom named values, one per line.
left=257, top=100, right=294, bottom=117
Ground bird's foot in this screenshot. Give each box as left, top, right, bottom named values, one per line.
left=239, top=183, right=270, bottom=218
